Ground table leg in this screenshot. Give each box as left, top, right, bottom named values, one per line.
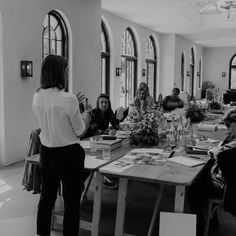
left=174, top=185, right=185, bottom=213
left=115, top=178, right=128, bottom=236
left=147, top=184, right=164, bottom=236
left=80, top=171, right=94, bottom=208
left=91, top=172, right=103, bottom=236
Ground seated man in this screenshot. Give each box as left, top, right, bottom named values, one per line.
left=162, top=87, right=184, bottom=111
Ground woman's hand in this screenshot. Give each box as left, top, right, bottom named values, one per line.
left=109, top=128, right=116, bottom=136
left=84, top=99, right=92, bottom=113
left=76, top=92, right=86, bottom=103
left=208, top=146, right=223, bottom=159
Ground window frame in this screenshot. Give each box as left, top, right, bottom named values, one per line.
left=42, top=10, right=68, bottom=60
left=145, top=36, right=157, bottom=99
left=101, top=21, right=110, bottom=95
left=229, top=53, right=236, bottom=89
left=120, top=28, right=137, bottom=107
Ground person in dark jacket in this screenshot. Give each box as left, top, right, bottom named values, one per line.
left=83, top=93, right=119, bottom=138
left=162, top=87, right=184, bottom=111
left=82, top=93, right=120, bottom=189
left=187, top=108, right=236, bottom=236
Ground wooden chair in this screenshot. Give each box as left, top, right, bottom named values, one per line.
left=156, top=93, right=163, bottom=110
left=22, top=129, right=41, bottom=193
left=203, top=198, right=223, bottom=236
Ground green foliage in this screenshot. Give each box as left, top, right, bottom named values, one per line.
left=201, top=81, right=216, bottom=99
left=128, top=106, right=161, bottom=147
left=185, top=104, right=205, bottom=122
left=209, top=101, right=221, bottom=110
left=129, top=127, right=159, bottom=147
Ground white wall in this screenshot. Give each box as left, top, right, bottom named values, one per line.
left=102, top=10, right=161, bottom=108
left=0, top=0, right=100, bottom=166
left=0, top=12, right=5, bottom=163
left=175, top=35, right=204, bottom=99
left=159, top=34, right=176, bottom=97
left=203, top=47, right=236, bottom=96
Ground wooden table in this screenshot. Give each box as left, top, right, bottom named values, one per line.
left=92, top=153, right=209, bottom=236
left=91, top=125, right=229, bottom=236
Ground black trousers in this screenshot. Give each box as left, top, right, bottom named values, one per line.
left=37, top=143, right=85, bottom=236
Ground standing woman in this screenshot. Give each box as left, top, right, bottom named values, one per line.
left=32, top=55, right=91, bottom=236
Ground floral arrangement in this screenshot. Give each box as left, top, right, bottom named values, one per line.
left=185, top=102, right=205, bottom=122
left=127, top=105, right=162, bottom=147
left=209, top=100, right=221, bottom=110
left=184, top=94, right=205, bottom=122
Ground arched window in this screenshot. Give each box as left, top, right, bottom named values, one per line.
left=198, top=59, right=202, bottom=89
left=229, top=54, right=236, bottom=89
left=101, top=21, right=110, bottom=95
left=181, top=52, right=185, bottom=91
left=120, top=28, right=137, bottom=107
left=145, top=36, right=157, bottom=99
left=42, top=10, right=68, bottom=59
left=189, top=47, right=195, bottom=97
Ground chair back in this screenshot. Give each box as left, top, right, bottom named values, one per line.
left=156, top=93, right=163, bottom=110
left=159, top=212, right=196, bottom=236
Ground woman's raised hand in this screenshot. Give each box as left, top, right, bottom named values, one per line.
left=76, top=92, right=86, bottom=103
left=84, top=98, right=92, bottom=113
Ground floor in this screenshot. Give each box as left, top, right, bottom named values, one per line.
left=0, top=161, right=236, bottom=236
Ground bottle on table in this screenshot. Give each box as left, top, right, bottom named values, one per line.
left=167, top=117, right=177, bottom=147
left=177, top=116, right=184, bottom=146
left=184, top=118, right=194, bottom=146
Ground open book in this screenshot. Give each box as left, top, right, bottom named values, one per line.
left=167, top=156, right=205, bottom=167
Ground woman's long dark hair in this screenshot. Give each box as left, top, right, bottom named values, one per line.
left=95, top=93, right=113, bottom=119
left=39, top=55, right=68, bottom=90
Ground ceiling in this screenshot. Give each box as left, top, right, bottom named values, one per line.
left=102, top=0, right=236, bottom=48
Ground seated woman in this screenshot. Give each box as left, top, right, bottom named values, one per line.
left=82, top=93, right=119, bottom=189
left=137, top=82, right=154, bottom=108
left=162, top=87, right=184, bottom=111
left=83, top=93, right=119, bottom=138
left=187, top=108, right=236, bottom=236
left=132, top=86, right=154, bottom=113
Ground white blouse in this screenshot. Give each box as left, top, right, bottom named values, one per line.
left=32, top=88, right=85, bottom=147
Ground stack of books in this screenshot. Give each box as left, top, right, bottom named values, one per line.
left=197, top=123, right=217, bottom=132
left=90, top=138, right=122, bottom=151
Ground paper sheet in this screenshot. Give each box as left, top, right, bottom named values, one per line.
left=100, top=160, right=135, bottom=173
left=217, top=124, right=228, bottom=130
left=167, top=156, right=205, bottom=167
left=84, top=155, right=107, bottom=169
left=80, top=140, right=90, bottom=149
left=129, top=148, right=164, bottom=154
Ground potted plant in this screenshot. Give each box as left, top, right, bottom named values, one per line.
left=201, top=81, right=216, bottom=99
left=185, top=99, right=205, bottom=122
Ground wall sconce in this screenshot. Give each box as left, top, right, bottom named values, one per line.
left=115, top=67, right=121, bottom=77
left=142, top=69, right=146, bottom=77
left=222, top=72, right=226, bottom=77
left=197, top=72, right=200, bottom=77
left=187, top=71, right=191, bottom=77
left=21, top=61, right=33, bottom=77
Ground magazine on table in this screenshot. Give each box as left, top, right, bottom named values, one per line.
left=119, top=148, right=174, bottom=165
